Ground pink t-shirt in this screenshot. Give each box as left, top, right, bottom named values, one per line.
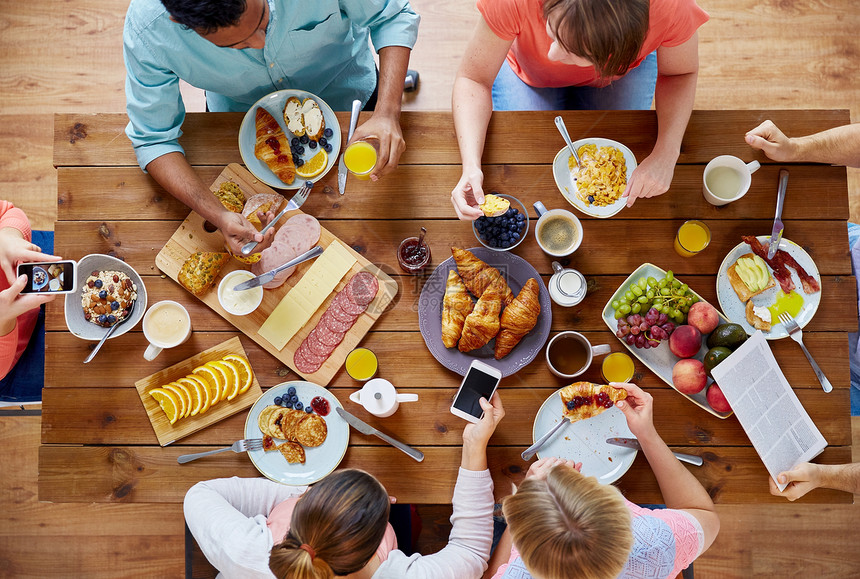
left=477, top=0, right=709, bottom=88
left=266, top=497, right=398, bottom=563
left=491, top=499, right=704, bottom=579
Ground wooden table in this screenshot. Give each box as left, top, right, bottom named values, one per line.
left=41, top=110, right=855, bottom=505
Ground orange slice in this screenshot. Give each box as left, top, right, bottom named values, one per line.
left=177, top=377, right=203, bottom=417
left=194, top=364, right=223, bottom=406
left=204, top=361, right=231, bottom=402
left=295, top=149, right=327, bottom=179
left=211, top=360, right=240, bottom=401
left=185, top=374, right=211, bottom=414
left=163, top=382, right=189, bottom=419
left=150, top=388, right=180, bottom=424
left=223, top=354, right=254, bottom=394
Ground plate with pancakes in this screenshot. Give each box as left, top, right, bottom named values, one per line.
left=245, top=381, right=349, bottom=485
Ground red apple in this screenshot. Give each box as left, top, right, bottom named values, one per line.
left=688, top=301, right=720, bottom=334
left=707, top=383, right=732, bottom=413
left=672, top=359, right=707, bottom=394
left=669, top=325, right=702, bottom=359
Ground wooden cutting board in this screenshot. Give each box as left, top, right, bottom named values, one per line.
left=155, top=164, right=398, bottom=386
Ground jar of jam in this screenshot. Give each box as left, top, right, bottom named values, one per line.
left=397, top=236, right=431, bottom=274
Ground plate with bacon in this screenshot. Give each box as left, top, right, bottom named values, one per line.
left=532, top=383, right=637, bottom=484
left=716, top=235, right=822, bottom=340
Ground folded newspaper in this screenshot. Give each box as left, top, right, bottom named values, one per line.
left=710, top=331, right=827, bottom=491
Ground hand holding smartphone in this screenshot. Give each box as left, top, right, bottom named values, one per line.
left=450, top=360, right=502, bottom=423
left=17, top=260, right=77, bottom=294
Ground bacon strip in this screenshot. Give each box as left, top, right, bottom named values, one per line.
left=780, top=251, right=821, bottom=294
left=741, top=235, right=820, bottom=295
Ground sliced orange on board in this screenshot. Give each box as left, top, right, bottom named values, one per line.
left=223, top=354, right=254, bottom=394
left=150, top=388, right=180, bottom=424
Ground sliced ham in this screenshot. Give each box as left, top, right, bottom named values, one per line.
left=252, top=214, right=321, bottom=289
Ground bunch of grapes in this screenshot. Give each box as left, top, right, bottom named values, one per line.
left=616, top=308, right=676, bottom=349
left=611, top=271, right=698, bottom=324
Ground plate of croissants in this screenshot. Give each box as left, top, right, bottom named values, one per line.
left=417, top=247, right=552, bottom=377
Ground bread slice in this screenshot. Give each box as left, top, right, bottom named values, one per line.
left=727, top=253, right=775, bottom=302
left=284, top=96, right=305, bottom=136
left=178, top=252, right=229, bottom=296
left=745, top=301, right=773, bottom=332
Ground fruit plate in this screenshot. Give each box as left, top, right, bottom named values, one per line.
left=533, top=387, right=637, bottom=484
left=238, top=89, right=342, bottom=189
left=716, top=236, right=821, bottom=340
left=134, top=336, right=263, bottom=446
left=552, top=138, right=637, bottom=219
left=601, top=263, right=733, bottom=419
left=244, top=381, right=349, bottom=486
left=417, top=248, right=552, bottom=377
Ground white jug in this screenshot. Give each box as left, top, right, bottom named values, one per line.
left=349, top=378, right=418, bottom=418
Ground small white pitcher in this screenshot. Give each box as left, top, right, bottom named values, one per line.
left=349, top=378, right=418, bottom=418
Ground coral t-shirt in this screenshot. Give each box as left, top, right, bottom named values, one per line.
left=0, top=201, right=37, bottom=381
left=477, top=0, right=709, bottom=88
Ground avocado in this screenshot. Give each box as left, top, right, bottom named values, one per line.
left=707, top=323, right=748, bottom=350
left=703, top=346, right=733, bottom=377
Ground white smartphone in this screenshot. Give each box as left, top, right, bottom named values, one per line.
left=450, top=360, right=502, bottom=423
left=17, top=260, right=77, bottom=294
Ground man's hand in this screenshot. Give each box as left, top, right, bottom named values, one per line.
left=217, top=211, right=275, bottom=256
left=613, top=382, right=657, bottom=440
left=451, top=169, right=486, bottom=220
left=0, top=275, right=56, bottom=336
left=768, top=462, right=821, bottom=501
left=745, top=120, right=797, bottom=162
left=0, top=227, right=61, bottom=283
left=350, top=113, right=405, bottom=181
left=622, top=150, right=677, bottom=207
left=524, top=456, right=582, bottom=482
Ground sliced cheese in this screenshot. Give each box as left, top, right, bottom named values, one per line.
left=257, top=241, right=358, bottom=350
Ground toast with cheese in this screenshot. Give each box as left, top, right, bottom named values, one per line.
left=283, top=97, right=326, bottom=141
left=727, top=253, right=775, bottom=302
left=745, top=301, right=773, bottom=332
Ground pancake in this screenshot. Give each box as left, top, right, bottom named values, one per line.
left=258, top=405, right=279, bottom=436
left=278, top=441, right=306, bottom=464
left=281, top=410, right=308, bottom=442
left=295, top=414, right=328, bottom=447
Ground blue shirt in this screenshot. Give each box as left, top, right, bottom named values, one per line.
left=123, top=0, right=419, bottom=170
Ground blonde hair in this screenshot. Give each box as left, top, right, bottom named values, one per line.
left=269, top=469, right=390, bottom=579
left=502, top=466, right=633, bottom=579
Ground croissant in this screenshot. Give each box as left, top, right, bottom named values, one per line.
left=494, top=278, right=541, bottom=359
left=451, top=247, right=514, bottom=306
left=458, top=277, right=503, bottom=353
left=254, top=107, right=295, bottom=185
left=442, top=270, right=475, bottom=348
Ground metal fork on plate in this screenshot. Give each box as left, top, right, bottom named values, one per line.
left=177, top=438, right=264, bottom=464
left=778, top=312, right=833, bottom=393
left=241, top=181, right=313, bottom=255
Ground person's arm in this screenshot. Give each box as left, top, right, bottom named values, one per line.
left=768, top=461, right=860, bottom=501
left=614, top=382, right=720, bottom=551
left=623, top=34, right=700, bottom=207
left=745, top=121, right=860, bottom=168
left=450, top=19, right=513, bottom=221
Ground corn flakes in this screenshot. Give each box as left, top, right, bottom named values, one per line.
left=568, top=144, right=627, bottom=207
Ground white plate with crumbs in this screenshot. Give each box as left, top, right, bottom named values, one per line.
left=552, top=138, right=636, bottom=219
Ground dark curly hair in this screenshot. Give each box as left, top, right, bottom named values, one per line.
left=160, top=0, right=248, bottom=34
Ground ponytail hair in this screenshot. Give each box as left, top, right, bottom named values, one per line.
left=269, top=469, right=390, bottom=579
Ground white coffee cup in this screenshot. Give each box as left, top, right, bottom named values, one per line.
left=702, top=155, right=761, bottom=206
left=533, top=201, right=583, bottom=257
left=349, top=378, right=418, bottom=418
left=143, top=300, right=192, bottom=361
left=545, top=331, right=610, bottom=379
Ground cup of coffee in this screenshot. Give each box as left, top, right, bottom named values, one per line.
left=545, top=331, right=611, bottom=379
left=143, top=300, right=192, bottom=361
left=533, top=201, right=582, bottom=257
left=702, top=156, right=761, bottom=206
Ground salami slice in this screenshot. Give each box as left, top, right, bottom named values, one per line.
left=312, top=324, right=346, bottom=347
left=321, top=309, right=356, bottom=334
left=337, top=290, right=368, bottom=316
left=346, top=272, right=379, bottom=306
left=305, top=331, right=335, bottom=358
left=295, top=343, right=324, bottom=374
left=330, top=293, right=364, bottom=320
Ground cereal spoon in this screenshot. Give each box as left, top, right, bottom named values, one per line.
left=554, top=115, right=582, bottom=170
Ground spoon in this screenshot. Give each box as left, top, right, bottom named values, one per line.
left=409, top=227, right=427, bottom=258
left=83, top=312, right=130, bottom=364
left=554, top=115, right=582, bottom=170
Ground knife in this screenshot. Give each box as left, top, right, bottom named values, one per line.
left=336, top=407, right=424, bottom=462
left=606, top=437, right=703, bottom=466
left=522, top=419, right=569, bottom=461
left=232, top=245, right=323, bottom=291
left=337, top=99, right=363, bottom=196
left=767, top=169, right=789, bottom=259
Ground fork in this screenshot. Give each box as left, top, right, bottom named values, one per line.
left=240, top=181, right=313, bottom=255
left=778, top=312, right=833, bottom=392
left=177, top=438, right=264, bottom=464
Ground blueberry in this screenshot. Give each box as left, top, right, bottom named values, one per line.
left=287, top=386, right=296, bottom=395
left=305, top=405, right=314, bottom=413
left=319, top=137, right=328, bottom=146
left=296, top=146, right=305, bottom=155
left=291, top=137, right=300, bottom=146
left=324, top=128, right=333, bottom=138
left=107, top=315, right=116, bottom=324
left=111, top=301, right=120, bottom=310
left=587, top=195, right=595, bottom=203
left=98, top=290, right=107, bottom=299
left=280, top=398, right=290, bottom=407
left=98, top=314, right=107, bottom=324
left=290, top=395, right=298, bottom=403
left=516, top=213, right=525, bottom=222
left=510, top=207, right=519, bottom=215
left=94, top=279, right=103, bottom=288
left=292, top=153, right=300, bottom=163
left=566, top=400, right=575, bottom=410
left=308, top=140, right=318, bottom=149
left=299, top=135, right=309, bottom=144
left=512, top=232, right=520, bottom=241
left=323, top=143, right=332, bottom=153
left=274, top=396, right=282, bottom=405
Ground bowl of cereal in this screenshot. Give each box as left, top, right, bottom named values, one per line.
left=64, top=254, right=147, bottom=341
left=552, top=138, right=637, bottom=219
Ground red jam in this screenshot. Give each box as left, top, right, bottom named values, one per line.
left=397, top=237, right=431, bottom=274
left=311, top=396, right=330, bottom=416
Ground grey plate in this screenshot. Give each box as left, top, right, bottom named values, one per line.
left=64, top=254, right=147, bottom=341
left=417, top=248, right=552, bottom=377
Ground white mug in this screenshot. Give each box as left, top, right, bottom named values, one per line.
left=533, top=201, right=583, bottom=257
left=702, top=155, right=761, bottom=206
left=142, top=300, right=192, bottom=361
left=545, top=331, right=610, bottom=379
left=349, top=378, right=418, bottom=418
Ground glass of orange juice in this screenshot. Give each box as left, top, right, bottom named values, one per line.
left=343, top=140, right=378, bottom=180
left=602, top=352, right=635, bottom=384
left=345, top=347, right=378, bottom=381
left=674, top=220, right=711, bottom=257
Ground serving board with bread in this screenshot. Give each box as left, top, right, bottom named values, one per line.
left=155, top=164, right=397, bottom=386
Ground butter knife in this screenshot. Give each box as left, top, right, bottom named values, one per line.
left=337, top=99, right=362, bottom=195
left=522, top=419, right=569, bottom=461
left=606, top=437, right=703, bottom=466
left=232, top=245, right=323, bottom=291
left=336, top=407, right=424, bottom=462
left=767, top=169, right=789, bottom=259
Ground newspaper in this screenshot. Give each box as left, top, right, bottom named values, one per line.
left=710, top=331, right=827, bottom=491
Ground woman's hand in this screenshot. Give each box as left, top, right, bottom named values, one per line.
left=613, top=382, right=657, bottom=440
left=350, top=113, right=406, bottom=180
left=0, top=227, right=61, bottom=283
left=0, top=275, right=56, bottom=336
left=451, top=169, right=486, bottom=221
left=461, top=394, right=505, bottom=471
left=217, top=211, right=275, bottom=256
left=524, top=456, right=582, bottom=481
left=622, top=150, right=677, bottom=207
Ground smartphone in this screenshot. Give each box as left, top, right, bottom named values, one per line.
left=450, top=360, right=502, bottom=423
left=17, top=260, right=77, bottom=294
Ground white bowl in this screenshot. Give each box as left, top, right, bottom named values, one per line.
left=218, top=270, right=263, bottom=316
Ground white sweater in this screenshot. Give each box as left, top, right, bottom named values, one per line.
left=184, top=468, right=494, bottom=579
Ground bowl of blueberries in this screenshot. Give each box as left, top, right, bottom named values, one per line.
left=472, top=193, right=529, bottom=251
